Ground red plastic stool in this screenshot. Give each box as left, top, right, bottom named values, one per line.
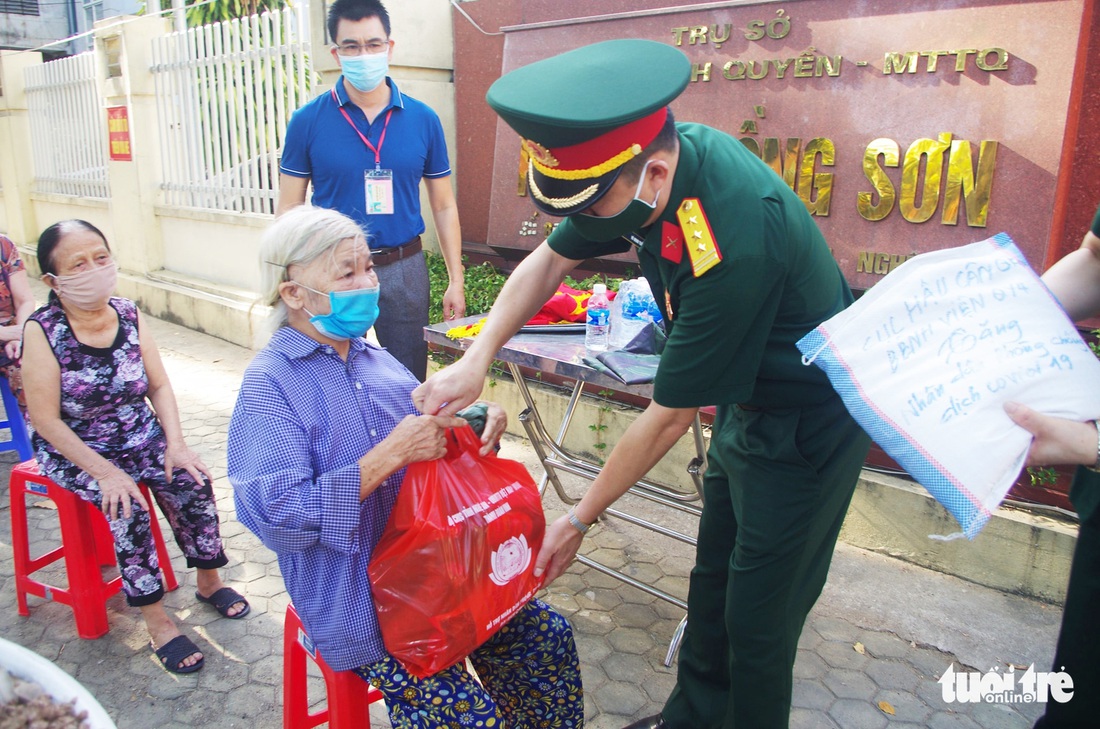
left=283, top=604, right=384, bottom=728
left=10, top=459, right=179, bottom=639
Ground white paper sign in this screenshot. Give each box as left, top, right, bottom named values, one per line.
left=798, top=233, right=1100, bottom=538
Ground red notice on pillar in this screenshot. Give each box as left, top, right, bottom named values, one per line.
left=107, top=106, right=132, bottom=161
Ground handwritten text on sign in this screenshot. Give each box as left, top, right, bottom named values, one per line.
left=798, top=234, right=1100, bottom=537
left=858, top=252, right=1087, bottom=427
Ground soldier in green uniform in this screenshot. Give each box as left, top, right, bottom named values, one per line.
left=413, top=39, right=871, bottom=728
left=1005, top=202, right=1100, bottom=728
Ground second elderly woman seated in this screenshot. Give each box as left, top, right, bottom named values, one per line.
left=228, top=206, right=584, bottom=728
left=22, top=220, right=249, bottom=674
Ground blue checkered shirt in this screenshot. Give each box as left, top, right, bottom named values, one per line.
left=228, top=327, right=419, bottom=670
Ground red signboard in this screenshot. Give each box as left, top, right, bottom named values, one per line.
left=107, top=106, right=132, bottom=162
left=455, top=0, right=1100, bottom=292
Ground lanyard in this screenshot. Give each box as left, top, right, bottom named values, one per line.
left=332, top=87, right=393, bottom=169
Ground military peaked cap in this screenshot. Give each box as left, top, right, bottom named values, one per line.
left=487, top=39, right=691, bottom=216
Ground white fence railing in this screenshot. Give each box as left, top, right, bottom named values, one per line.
left=25, top=52, right=110, bottom=199
left=151, top=6, right=313, bottom=214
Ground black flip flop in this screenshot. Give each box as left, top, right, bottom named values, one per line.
left=153, top=635, right=204, bottom=674
left=195, top=586, right=251, bottom=619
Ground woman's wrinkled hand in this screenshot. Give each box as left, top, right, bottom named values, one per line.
left=96, top=467, right=149, bottom=521
left=164, top=441, right=214, bottom=487
left=387, top=414, right=467, bottom=466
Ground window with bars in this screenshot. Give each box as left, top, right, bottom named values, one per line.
left=0, top=0, right=39, bottom=16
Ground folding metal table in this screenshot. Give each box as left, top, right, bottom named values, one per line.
left=425, top=317, right=708, bottom=664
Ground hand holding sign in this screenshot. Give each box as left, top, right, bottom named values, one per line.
left=798, top=233, right=1100, bottom=538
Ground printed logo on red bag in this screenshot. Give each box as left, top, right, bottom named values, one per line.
left=489, top=534, right=533, bottom=586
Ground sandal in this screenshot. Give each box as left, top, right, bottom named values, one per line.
left=195, top=587, right=251, bottom=619
left=153, top=635, right=204, bottom=674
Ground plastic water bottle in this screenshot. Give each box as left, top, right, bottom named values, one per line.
left=585, top=283, right=610, bottom=352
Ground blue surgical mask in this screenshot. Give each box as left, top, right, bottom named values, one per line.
left=297, top=282, right=381, bottom=341
left=570, top=161, right=660, bottom=243
left=340, top=52, right=388, bottom=93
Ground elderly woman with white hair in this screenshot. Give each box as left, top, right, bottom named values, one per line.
left=227, top=205, right=584, bottom=728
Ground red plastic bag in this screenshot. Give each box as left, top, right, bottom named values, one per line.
left=367, top=425, right=546, bottom=678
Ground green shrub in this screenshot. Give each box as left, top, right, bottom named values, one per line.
left=426, top=252, right=507, bottom=324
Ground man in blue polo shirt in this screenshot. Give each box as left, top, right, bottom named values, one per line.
left=277, top=0, right=465, bottom=381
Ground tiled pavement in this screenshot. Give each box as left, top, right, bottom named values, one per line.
left=0, top=307, right=1068, bottom=728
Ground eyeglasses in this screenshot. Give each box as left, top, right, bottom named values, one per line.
left=335, top=40, right=389, bottom=57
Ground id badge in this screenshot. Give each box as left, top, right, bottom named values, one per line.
left=364, top=169, right=394, bottom=215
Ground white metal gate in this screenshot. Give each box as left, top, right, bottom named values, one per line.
left=25, top=52, right=110, bottom=199
left=151, top=6, right=313, bottom=214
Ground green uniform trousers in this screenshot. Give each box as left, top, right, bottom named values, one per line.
left=663, top=395, right=870, bottom=729
left=1035, top=467, right=1100, bottom=728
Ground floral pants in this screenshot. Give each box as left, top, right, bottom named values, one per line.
left=41, top=433, right=227, bottom=606
left=355, top=599, right=585, bottom=728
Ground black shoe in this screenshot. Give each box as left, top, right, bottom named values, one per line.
left=622, top=715, right=667, bottom=729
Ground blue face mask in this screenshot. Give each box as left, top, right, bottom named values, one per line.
left=298, top=283, right=381, bottom=341
left=340, top=52, right=388, bottom=92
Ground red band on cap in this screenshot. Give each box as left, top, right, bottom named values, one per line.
left=530, top=107, right=668, bottom=179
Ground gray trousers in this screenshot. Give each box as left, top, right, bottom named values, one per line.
left=373, top=251, right=429, bottom=382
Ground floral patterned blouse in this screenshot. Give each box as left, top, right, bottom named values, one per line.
left=0, top=235, right=27, bottom=326
left=29, top=294, right=161, bottom=462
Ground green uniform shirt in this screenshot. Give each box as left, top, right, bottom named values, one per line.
left=1092, top=201, right=1100, bottom=238
left=548, top=123, right=853, bottom=409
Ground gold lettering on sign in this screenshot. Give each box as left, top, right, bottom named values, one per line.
left=856, top=251, right=916, bottom=274
left=856, top=136, right=997, bottom=227
left=942, top=140, right=999, bottom=227
left=919, top=50, right=951, bottom=71
left=766, top=10, right=791, bottom=39
left=900, top=133, right=953, bottom=223
left=884, top=51, right=919, bottom=74
left=678, top=11, right=791, bottom=46
left=883, top=48, right=1008, bottom=74
left=976, top=48, right=1009, bottom=71
left=799, top=138, right=834, bottom=216
left=953, top=49, right=978, bottom=71
left=816, top=55, right=842, bottom=77
left=691, top=62, right=712, bottom=82
left=858, top=139, right=900, bottom=221
left=718, top=53, right=843, bottom=82
left=739, top=137, right=834, bottom=217
left=710, top=23, right=732, bottom=49
left=740, top=120, right=759, bottom=134
left=793, top=50, right=815, bottom=78
left=761, top=137, right=801, bottom=190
